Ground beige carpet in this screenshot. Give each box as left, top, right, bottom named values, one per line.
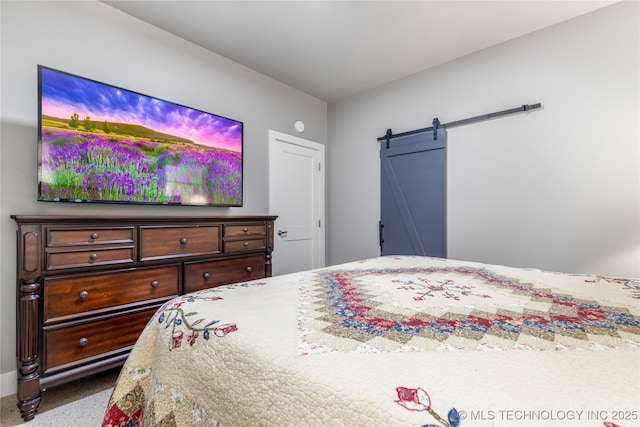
left=0, top=368, right=120, bottom=426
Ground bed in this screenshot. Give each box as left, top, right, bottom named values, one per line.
left=102, top=255, right=640, bottom=427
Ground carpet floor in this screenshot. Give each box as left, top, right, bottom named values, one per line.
left=0, top=368, right=120, bottom=426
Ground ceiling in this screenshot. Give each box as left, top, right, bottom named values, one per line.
left=102, top=1, right=616, bottom=103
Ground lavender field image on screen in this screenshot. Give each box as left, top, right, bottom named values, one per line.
left=38, top=66, right=243, bottom=206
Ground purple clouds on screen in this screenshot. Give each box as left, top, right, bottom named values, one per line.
left=40, top=67, right=242, bottom=152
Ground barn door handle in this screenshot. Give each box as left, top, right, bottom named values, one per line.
left=379, top=221, right=385, bottom=250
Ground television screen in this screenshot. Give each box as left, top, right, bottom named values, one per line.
left=37, top=65, right=243, bottom=207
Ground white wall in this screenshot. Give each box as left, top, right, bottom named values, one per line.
left=328, top=1, right=639, bottom=277
left=0, top=0, right=327, bottom=395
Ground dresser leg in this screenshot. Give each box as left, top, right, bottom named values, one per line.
left=18, top=395, right=41, bottom=421
left=17, top=362, right=41, bottom=421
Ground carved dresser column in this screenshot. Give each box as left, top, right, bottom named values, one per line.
left=14, top=223, right=43, bottom=421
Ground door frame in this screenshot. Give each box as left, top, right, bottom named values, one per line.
left=268, top=130, right=326, bottom=273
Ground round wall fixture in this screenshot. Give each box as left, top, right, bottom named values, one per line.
left=294, top=120, right=305, bottom=133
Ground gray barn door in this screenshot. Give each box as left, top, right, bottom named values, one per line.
left=380, top=129, right=446, bottom=257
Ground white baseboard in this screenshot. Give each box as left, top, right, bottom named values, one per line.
left=1, top=370, right=16, bottom=398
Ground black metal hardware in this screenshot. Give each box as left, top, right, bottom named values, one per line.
left=432, top=117, right=440, bottom=140
left=377, top=103, right=542, bottom=142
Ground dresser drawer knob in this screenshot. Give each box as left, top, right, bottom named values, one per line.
left=243, top=227, right=249, bottom=233
left=78, top=337, right=89, bottom=347
left=79, top=290, right=89, bottom=299
left=90, top=253, right=99, bottom=260
left=243, top=241, right=249, bottom=247
left=245, top=266, right=253, bottom=273
left=151, top=280, right=159, bottom=288
left=90, top=233, right=99, bottom=240
left=180, top=238, right=188, bottom=245
left=203, top=272, right=210, bottom=280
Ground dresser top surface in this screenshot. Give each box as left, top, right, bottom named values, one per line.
left=11, top=215, right=278, bottom=225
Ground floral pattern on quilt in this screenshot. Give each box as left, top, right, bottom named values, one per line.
left=153, top=281, right=266, bottom=350
left=157, top=294, right=237, bottom=350
left=395, top=386, right=460, bottom=427
left=298, top=259, right=640, bottom=353
left=103, top=281, right=266, bottom=427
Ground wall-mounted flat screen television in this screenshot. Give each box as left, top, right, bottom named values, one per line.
left=38, top=65, right=243, bottom=207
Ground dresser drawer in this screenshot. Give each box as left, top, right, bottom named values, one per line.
left=47, top=227, right=134, bottom=247
left=184, top=254, right=265, bottom=293
left=43, top=307, right=157, bottom=372
left=224, top=223, right=266, bottom=237
left=140, top=226, right=221, bottom=261
left=46, top=247, right=134, bottom=270
left=43, top=265, right=180, bottom=323
left=223, top=238, right=266, bottom=253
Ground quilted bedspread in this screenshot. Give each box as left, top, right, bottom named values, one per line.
left=102, top=256, right=640, bottom=427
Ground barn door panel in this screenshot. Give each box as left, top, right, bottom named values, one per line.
left=380, top=129, right=446, bottom=257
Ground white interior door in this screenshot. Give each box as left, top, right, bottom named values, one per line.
left=269, top=130, right=325, bottom=276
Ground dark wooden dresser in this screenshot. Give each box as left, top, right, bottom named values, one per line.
left=10, top=215, right=276, bottom=421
